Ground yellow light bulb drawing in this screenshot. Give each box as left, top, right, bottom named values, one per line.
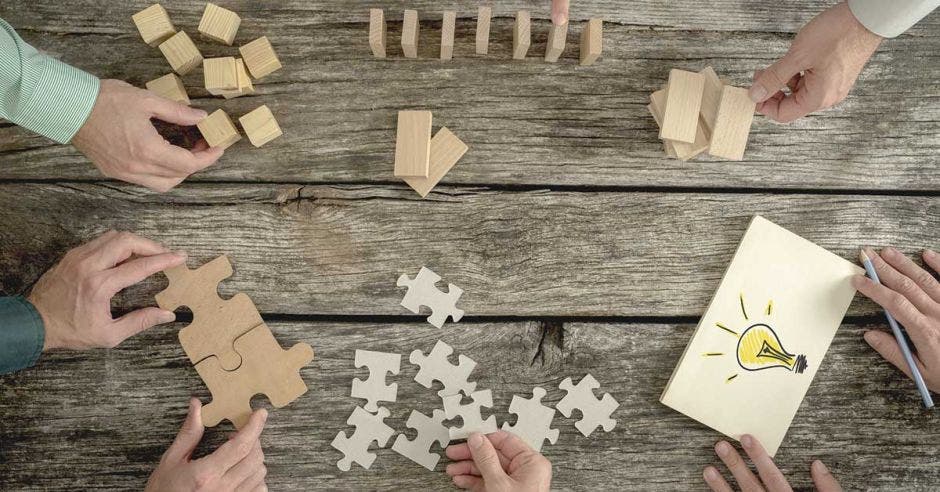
left=736, top=323, right=807, bottom=374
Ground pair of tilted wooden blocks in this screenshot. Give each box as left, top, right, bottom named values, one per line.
left=393, top=111, right=469, bottom=198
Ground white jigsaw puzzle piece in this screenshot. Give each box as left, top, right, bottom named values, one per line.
left=501, top=387, right=559, bottom=451
left=331, top=406, right=395, bottom=471
left=391, top=409, right=451, bottom=471
left=410, top=340, right=477, bottom=397
left=351, top=349, right=401, bottom=413
left=443, top=389, right=498, bottom=440
left=397, top=267, right=465, bottom=328
left=556, top=374, right=619, bottom=437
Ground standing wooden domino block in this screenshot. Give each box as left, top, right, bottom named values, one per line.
left=132, top=4, right=176, bottom=47
left=159, top=31, right=203, bottom=75
left=708, top=86, right=756, bottom=161
left=394, top=110, right=432, bottom=178
left=146, top=73, right=189, bottom=104
left=220, top=59, right=254, bottom=99
left=197, top=109, right=241, bottom=149
left=369, top=9, right=386, bottom=58
left=699, top=66, right=723, bottom=132
left=401, top=10, right=419, bottom=58
left=659, top=69, right=704, bottom=143
left=476, top=6, right=491, bottom=55
left=198, top=2, right=241, bottom=45
left=650, top=88, right=708, bottom=161
left=240, top=36, right=282, bottom=79
left=579, top=19, right=602, bottom=66
left=239, top=105, right=282, bottom=147
left=402, top=127, right=469, bottom=198
left=204, top=57, right=239, bottom=96
left=545, top=21, right=567, bottom=62
left=513, top=11, right=530, bottom=60
left=441, top=11, right=456, bottom=60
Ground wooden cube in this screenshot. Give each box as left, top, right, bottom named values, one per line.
left=401, top=10, right=419, bottom=59
left=441, top=11, right=455, bottom=60
left=198, top=2, right=241, bottom=45
left=476, top=6, right=491, bottom=55
left=220, top=59, right=254, bottom=99
left=197, top=109, right=241, bottom=149
left=204, top=57, right=238, bottom=95
left=513, top=11, right=531, bottom=60
left=394, top=110, right=432, bottom=177
left=369, top=9, right=386, bottom=58
left=159, top=31, right=203, bottom=75
left=545, top=21, right=567, bottom=62
left=239, top=105, right=282, bottom=147
left=132, top=4, right=176, bottom=47
left=145, top=73, right=189, bottom=104
left=579, top=19, right=602, bottom=66
left=240, top=36, right=282, bottom=79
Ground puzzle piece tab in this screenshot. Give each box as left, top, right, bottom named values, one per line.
left=410, top=340, right=477, bottom=397
left=443, top=389, right=497, bottom=440
left=556, top=374, right=619, bottom=437
left=331, top=406, right=395, bottom=471
left=501, top=387, right=559, bottom=451
left=351, top=350, right=401, bottom=413
left=391, top=409, right=450, bottom=471
left=397, top=267, right=464, bottom=328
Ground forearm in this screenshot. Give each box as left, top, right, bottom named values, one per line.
left=0, top=18, right=100, bottom=144
left=847, top=0, right=939, bottom=38
left=0, top=296, right=44, bottom=374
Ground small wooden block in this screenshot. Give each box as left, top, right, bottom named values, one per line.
left=402, top=127, right=469, bottom=198
left=145, top=73, right=189, bottom=105
left=198, top=2, right=241, bottom=45
left=708, top=85, right=756, bottom=161
left=220, top=58, right=255, bottom=99
left=646, top=103, right=678, bottom=158
left=513, top=11, right=530, bottom=60
left=545, top=21, right=567, bottom=62
left=369, top=9, right=386, bottom=58
left=159, top=31, right=203, bottom=75
left=441, top=11, right=456, bottom=60
left=394, top=110, right=432, bottom=178
left=197, top=109, right=241, bottom=149
left=204, top=57, right=238, bottom=96
left=240, top=36, right=282, bottom=79
left=402, top=10, right=419, bottom=58
left=699, top=66, right=724, bottom=131
left=650, top=89, right=708, bottom=161
left=580, top=19, right=602, bottom=66
left=659, top=69, right=704, bottom=143
left=132, top=4, right=176, bottom=47
left=239, top=105, right=282, bottom=147
left=476, top=6, right=491, bottom=55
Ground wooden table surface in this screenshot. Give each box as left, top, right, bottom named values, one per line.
left=1, top=1, right=938, bottom=490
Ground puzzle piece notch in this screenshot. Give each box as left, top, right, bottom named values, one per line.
left=351, top=350, right=401, bottom=413
left=397, top=267, right=465, bottom=328
left=391, top=409, right=450, bottom=471
left=331, top=406, right=395, bottom=471
left=197, top=323, right=314, bottom=428
left=501, top=387, right=559, bottom=452
left=556, top=374, right=619, bottom=437
left=410, top=340, right=477, bottom=397
left=443, top=389, right=497, bottom=440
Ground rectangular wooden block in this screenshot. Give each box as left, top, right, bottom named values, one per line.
left=402, top=10, right=419, bottom=58
left=650, top=89, right=708, bottom=161
left=646, top=103, right=677, bottom=158
left=708, top=85, right=756, bottom=161
left=240, top=36, right=281, bottom=79
left=513, top=11, right=530, bottom=60
left=369, top=9, right=386, bottom=58
left=441, top=11, right=456, bottom=60
left=239, top=105, right=282, bottom=147
left=580, top=19, right=602, bottom=66
left=198, top=2, right=241, bottom=45
left=394, top=110, right=432, bottom=178
left=159, top=30, right=202, bottom=75
left=220, top=59, right=254, bottom=99
left=545, top=21, right=567, bottom=62
left=145, top=73, right=189, bottom=104
left=476, top=6, right=491, bottom=55
left=699, top=66, right=723, bottom=131
left=204, top=57, right=238, bottom=95
left=132, top=4, right=176, bottom=47
left=659, top=69, right=704, bottom=143
left=197, top=109, right=241, bottom=149
left=403, top=127, right=469, bottom=198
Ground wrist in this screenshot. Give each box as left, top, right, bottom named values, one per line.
left=26, top=293, right=59, bottom=351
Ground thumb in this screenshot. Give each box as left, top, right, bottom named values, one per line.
left=148, top=97, right=208, bottom=126
left=749, top=52, right=804, bottom=103
left=164, top=398, right=205, bottom=463
left=111, top=307, right=176, bottom=344
left=468, top=433, right=508, bottom=484
left=811, top=460, right=843, bottom=492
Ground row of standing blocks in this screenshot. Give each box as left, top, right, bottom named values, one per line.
left=370, top=8, right=603, bottom=66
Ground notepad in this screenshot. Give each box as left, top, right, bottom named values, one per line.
left=660, top=215, right=863, bottom=456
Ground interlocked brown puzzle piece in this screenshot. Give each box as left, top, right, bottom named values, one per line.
left=197, top=323, right=315, bottom=428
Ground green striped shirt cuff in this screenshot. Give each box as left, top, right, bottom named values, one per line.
left=15, top=54, right=100, bottom=144
left=0, top=296, right=45, bottom=375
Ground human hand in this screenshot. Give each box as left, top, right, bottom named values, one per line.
left=445, top=431, right=551, bottom=491
left=551, top=0, right=569, bottom=25
left=704, top=434, right=841, bottom=492
left=27, top=230, right=185, bottom=351
left=146, top=398, right=268, bottom=492
left=71, top=79, right=222, bottom=192
left=852, top=247, right=940, bottom=393
left=748, top=1, right=882, bottom=123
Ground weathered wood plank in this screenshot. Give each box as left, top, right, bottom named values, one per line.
left=1, top=321, right=937, bottom=490
left=0, top=183, right=936, bottom=317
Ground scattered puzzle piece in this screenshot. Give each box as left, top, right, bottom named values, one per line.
left=556, top=374, right=619, bottom=437
left=351, top=349, right=401, bottom=413
left=501, top=387, right=559, bottom=451
left=443, top=389, right=497, bottom=440
left=397, top=266, right=464, bottom=328
left=331, top=406, right=395, bottom=471
left=410, top=340, right=476, bottom=397
left=391, top=409, right=450, bottom=471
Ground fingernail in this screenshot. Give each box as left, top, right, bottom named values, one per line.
left=749, top=84, right=768, bottom=103
left=812, top=460, right=828, bottom=473
left=741, top=434, right=754, bottom=448
left=553, top=13, right=568, bottom=25
left=158, top=310, right=176, bottom=323
left=704, top=467, right=720, bottom=481
left=924, top=249, right=936, bottom=258
left=468, top=432, right=484, bottom=449
left=715, top=441, right=730, bottom=457
left=863, top=330, right=878, bottom=345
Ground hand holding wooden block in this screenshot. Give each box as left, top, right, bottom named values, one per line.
left=402, top=10, right=419, bottom=58
left=204, top=57, right=239, bottom=95
left=659, top=69, right=704, bottom=143
left=708, top=86, right=756, bottom=161
left=580, top=19, right=602, bottom=66
left=197, top=109, right=241, bottom=149
left=369, top=9, right=386, bottom=58
left=545, top=21, right=567, bottom=62
left=159, top=31, right=203, bottom=75
left=476, top=7, right=491, bottom=55
left=441, top=11, right=456, bottom=60
left=146, top=73, right=189, bottom=104
left=132, top=4, right=176, bottom=47
left=198, top=2, right=241, bottom=45
left=239, top=105, right=282, bottom=147
left=240, top=36, right=282, bottom=79
left=394, top=111, right=432, bottom=178
left=513, top=11, right=531, bottom=60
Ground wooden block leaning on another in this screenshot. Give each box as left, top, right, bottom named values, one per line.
left=649, top=88, right=708, bottom=161
left=197, top=109, right=241, bottom=149
left=198, top=2, right=241, bottom=45
left=402, top=128, right=468, bottom=198
left=146, top=73, right=189, bottom=104
left=132, top=3, right=176, bottom=47
left=659, top=69, right=704, bottom=143
left=545, top=21, right=567, bottom=62
left=239, top=105, right=283, bottom=147
left=240, top=36, right=282, bottom=79
left=369, top=9, right=386, bottom=58
left=394, top=110, right=432, bottom=178
left=513, top=11, right=531, bottom=60
left=159, top=31, right=202, bottom=75
left=402, top=10, right=419, bottom=58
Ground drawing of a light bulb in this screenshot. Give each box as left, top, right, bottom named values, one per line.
left=736, top=323, right=807, bottom=374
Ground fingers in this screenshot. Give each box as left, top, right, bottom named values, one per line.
left=757, top=83, right=818, bottom=123
left=703, top=466, right=735, bottom=492
left=205, top=409, right=268, bottom=470
left=714, top=441, right=763, bottom=492
left=148, top=96, right=208, bottom=126
left=810, top=460, right=843, bottom=492
left=485, top=429, right=534, bottom=462
left=234, top=465, right=267, bottom=492
left=224, top=440, right=265, bottom=487
left=467, top=432, right=509, bottom=484
left=90, top=231, right=172, bottom=269
left=446, top=460, right=480, bottom=477
left=452, top=474, right=482, bottom=489
left=109, top=307, right=177, bottom=344
left=163, top=398, right=205, bottom=463
left=750, top=53, right=804, bottom=103
left=740, top=434, right=792, bottom=492
left=923, top=250, right=940, bottom=276
left=551, top=0, right=569, bottom=25
left=104, top=252, right=186, bottom=296
left=879, top=247, right=940, bottom=305
left=445, top=442, right=510, bottom=470
left=852, top=275, right=932, bottom=348
left=152, top=140, right=223, bottom=176
left=863, top=330, right=929, bottom=380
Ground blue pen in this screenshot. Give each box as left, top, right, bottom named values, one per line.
left=860, top=250, right=934, bottom=409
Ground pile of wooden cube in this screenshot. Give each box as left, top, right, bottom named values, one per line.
left=648, top=67, right=756, bottom=161
left=132, top=3, right=283, bottom=149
